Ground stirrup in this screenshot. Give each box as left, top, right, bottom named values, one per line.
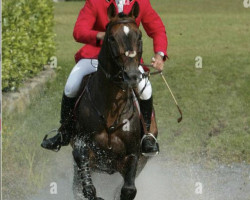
left=141, top=133, right=159, bottom=157
left=42, top=129, right=63, bottom=152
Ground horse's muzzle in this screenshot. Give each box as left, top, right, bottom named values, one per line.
left=124, top=70, right=141, bottom=88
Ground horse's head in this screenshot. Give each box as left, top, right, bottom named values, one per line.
left=99, top=2, right=142, bottom=88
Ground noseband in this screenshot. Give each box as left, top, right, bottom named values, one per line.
left=98, top=18, right=143, bottom=88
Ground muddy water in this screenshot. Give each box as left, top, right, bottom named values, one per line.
left=28, top=148, right=250, bottom=200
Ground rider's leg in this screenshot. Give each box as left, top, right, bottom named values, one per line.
left=138, top=66, right=159, bottom=155
left=41, top=59, right=98, bottom=150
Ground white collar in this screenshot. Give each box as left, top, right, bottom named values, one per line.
left=116, top=0, right=125, bottom=13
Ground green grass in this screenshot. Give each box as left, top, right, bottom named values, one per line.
left=149, top=0, right=250, bottom=163
left=2, top=0, right=250, bottom=198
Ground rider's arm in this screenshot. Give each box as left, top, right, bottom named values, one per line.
left=73, top=0, right=99, bottom=46
left=141, top=0, right=168, bottom=61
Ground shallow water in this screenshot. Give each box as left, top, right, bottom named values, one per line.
left=28, top=148, right=250, bottom=200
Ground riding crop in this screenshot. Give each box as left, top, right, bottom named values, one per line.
left=140, top=63, right=183, bottom=123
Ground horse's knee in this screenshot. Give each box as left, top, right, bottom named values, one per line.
left=121, top=185, right=137, bottom=200
left=72, top=148, right=82, bottom=167
left=72, top=144, right=89, bottom=168
left=82, top=184, right=97, bottom=199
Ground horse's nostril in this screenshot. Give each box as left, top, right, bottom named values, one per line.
left=128, top=72, right=139, bottom=81
left=131, top=74, right=138, bottom=80
left=124, top=69, right=140, bottom=85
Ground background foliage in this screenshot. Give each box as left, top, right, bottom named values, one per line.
left=2, top=0, right=55, bottom=91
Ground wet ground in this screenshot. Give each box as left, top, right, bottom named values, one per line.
left=27, top=148, right=250, bottom=200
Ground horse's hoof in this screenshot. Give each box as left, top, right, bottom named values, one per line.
left=120, top=186, right=137, bottom=200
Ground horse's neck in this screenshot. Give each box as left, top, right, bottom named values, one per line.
left=90, top=44, right=131, bottom=117
left=94, top=46, right=119, bottom=105
left=91, top=69, right=130, bottom=118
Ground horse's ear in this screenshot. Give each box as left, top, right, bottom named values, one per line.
left=107, top=3, right=116, bottom=20
left=129, top=2, right=140, bottom=19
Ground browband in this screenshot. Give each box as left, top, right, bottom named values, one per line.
left=107, top=18, right=137, bottom=29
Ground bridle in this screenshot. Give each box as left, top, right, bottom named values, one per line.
left=98, top=17, right=143, bottom=88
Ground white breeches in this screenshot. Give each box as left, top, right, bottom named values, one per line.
left=64, top=59, right=152, bottom=100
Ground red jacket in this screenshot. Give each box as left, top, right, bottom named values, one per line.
left=73, top=0, right=168, bottom=63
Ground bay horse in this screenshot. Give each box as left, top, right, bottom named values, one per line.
left=72, top=3, right=156, bottom=200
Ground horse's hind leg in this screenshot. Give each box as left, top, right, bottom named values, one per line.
left=72, top=139, right=103, bottom=200
left=120, top=155, right=138, bottom=200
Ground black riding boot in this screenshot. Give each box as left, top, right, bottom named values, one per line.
left=41, top=93, right=77, bottom=151
left=140, top=97, right=159, bottom=155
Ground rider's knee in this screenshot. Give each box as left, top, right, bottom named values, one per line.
left=138, top=79, right=152, bottom=100
left=64, top=83, right=78, bottom=98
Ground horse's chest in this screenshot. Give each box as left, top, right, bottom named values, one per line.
left=88, top=140, right=118, bottom=174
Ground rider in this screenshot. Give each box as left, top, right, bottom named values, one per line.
left=41, top=0, right=168, bottom=154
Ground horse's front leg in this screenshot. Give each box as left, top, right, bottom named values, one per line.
left=72, top=140, right=103, bottom=200
left=120, top=154, right=138, bottom=200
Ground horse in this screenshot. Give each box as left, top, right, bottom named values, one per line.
left=71, top=3, right=157, bottom=200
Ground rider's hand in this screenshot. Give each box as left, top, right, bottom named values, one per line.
left=151, top=53, right=164, bottom=71
left=97, top=32, right=106, bottom=40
